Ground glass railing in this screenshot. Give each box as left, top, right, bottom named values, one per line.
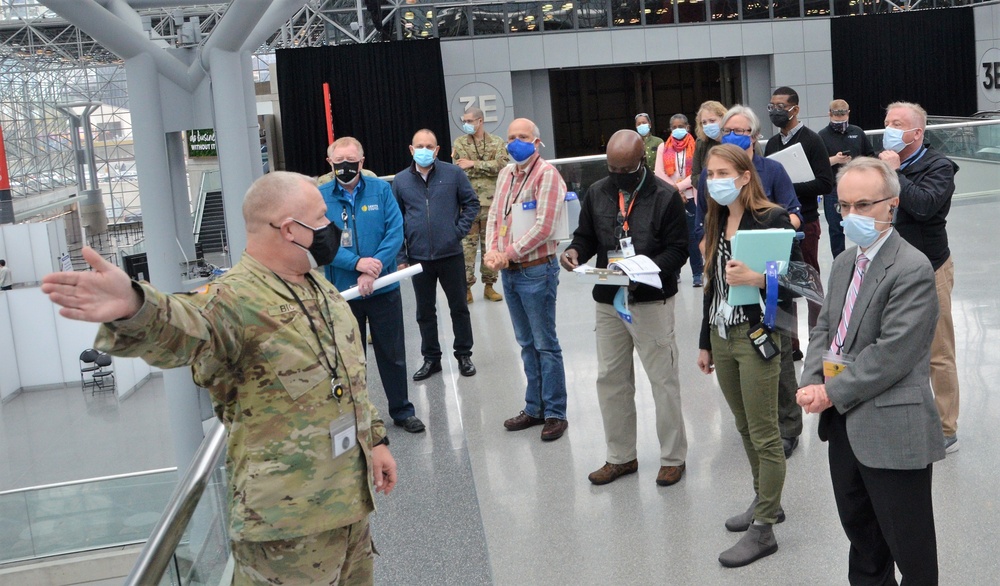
left=126, top=419, right=230, bottom=586
left=0, top=468, right=177, bottom=565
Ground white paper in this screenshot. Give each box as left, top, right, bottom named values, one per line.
left=608, top=255, right=662, bottom=288
left=339, top=263, right=424, bottom=301
left=766, top=142, right=816, bottom=183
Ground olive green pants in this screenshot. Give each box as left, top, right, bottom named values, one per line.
left=231, top=517, right=374, bottom=586
left=711, top=324, right=785, bottom=524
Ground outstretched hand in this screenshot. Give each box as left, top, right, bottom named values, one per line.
left=41, top=246, right=142, bottom=323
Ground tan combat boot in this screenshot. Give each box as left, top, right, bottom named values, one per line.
left=484, top=284, right=503, bottom=302
left=467, top=287, right=473, bottom=304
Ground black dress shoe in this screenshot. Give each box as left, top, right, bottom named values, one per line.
left=782, top=436, right=799, bottom=458
left=458, top=356, right=476, bottom=377
left=394, top=415, right=426, bottom=433
left=412, top=359, right=442, bottom=381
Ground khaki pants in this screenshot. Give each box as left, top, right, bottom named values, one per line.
left=711, top=323, right=785, bottom=525
left=463, top=207, right=497, bottom=286
left=930, top=256, right=959, bottom=436
left=595, top=299, right=687, bottom=466
left=231, top=518, right=374, bottom=586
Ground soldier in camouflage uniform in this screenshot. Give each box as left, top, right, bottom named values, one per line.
left=42, top=172, right=396, bottom=586
left=453, top=106, right=509, bottom=303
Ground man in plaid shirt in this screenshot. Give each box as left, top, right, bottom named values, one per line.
left=484, top=118, right=569, bottom=442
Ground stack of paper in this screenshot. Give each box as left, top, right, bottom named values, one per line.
left=608, top=255, right=662, bottom=288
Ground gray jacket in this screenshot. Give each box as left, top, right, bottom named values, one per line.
left=803, top=231, right=945, bottom=470
left=392, top=160, right=479, bottom=262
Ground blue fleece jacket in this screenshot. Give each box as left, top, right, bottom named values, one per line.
left=320, top=175, right=404, bottom=297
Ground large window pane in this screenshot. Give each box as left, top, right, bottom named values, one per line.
left=509, top=2, right=542, bottom=33
left=401, top=4, right=435, bottom=38
left=577, top=0, right=610, bottom=28
left=437, top=6, right=470, bottom=37
left=833, top=0, right=861, bottom=15
left=542, top=1, right=576, bottom=30
left=677, top=0, right=707, bottom=22
left=773, top=0, right=800, bottom=18
left=743, top=0, right=769, bottom=19
left=804, top=0, right=830, bottom=16
left=612, top=0, right=642, bottom=25
left=645, top=0, right=675, bottom=24
left=711, top=0, right=739, bottom=20
left=471, top=4, right=507, bottom=35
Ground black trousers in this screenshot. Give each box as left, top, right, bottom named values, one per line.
left=410, top=253, right=473, bottom=360
left=827, top=410, right=938, bottom=586
left=349, top=288, right=414, bottom=422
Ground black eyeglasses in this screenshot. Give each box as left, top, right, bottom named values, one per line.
left=723, top=127, right=753, bottom=136
left=835, top=197, right=892, bottom=215
left=830, top=109, right=849, bottom=116
left=766, top=103, right=795, bottom=112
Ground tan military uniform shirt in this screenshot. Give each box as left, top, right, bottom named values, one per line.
left=452, top=132, right=509, bottom=206
left=96, top=254, right=386, bottom=542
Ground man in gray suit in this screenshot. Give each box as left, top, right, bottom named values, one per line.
left=797, top=157, right=944, bottom=585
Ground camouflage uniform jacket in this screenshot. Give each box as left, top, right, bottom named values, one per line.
left=452, top=132, right=509, bottom=205
left=642, top=133, right=664, bottom=171
left=95, top=254, right=387, bottom=542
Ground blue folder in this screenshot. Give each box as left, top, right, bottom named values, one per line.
left=727, top=229, right=795, bottom=306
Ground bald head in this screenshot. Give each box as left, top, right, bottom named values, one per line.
left=243, top=171, right=318, bottom=235
left=606, top=129, right=644, bottom=171
left=507, top=118, right=540, bottom=142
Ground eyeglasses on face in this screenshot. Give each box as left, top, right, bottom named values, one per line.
left=766, top=103, right=795, bottom=112
left=835, top=197, right=892, bottom=215
left=723, top=127, right=753, bottom=136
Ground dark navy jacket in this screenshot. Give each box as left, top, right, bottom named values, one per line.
left=392, top=160, right=479, bottom=262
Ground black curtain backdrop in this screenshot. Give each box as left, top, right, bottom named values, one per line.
left=831, top=8, right=976, bottom=131
left=276, top=41, right=451, bottom=178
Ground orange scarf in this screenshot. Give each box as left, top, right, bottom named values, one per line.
left=663, top=133, right=696, bottom=178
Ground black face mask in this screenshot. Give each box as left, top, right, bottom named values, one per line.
left=769, top=109, right=792, bottom=128
left=292, top=220, right=342, bottom=268
left=333, top=161, right=360, bottom=185
left=610, top=163, right=645, bottom=194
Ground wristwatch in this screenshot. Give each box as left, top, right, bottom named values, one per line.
left=373, top=435, right=389, bottom=448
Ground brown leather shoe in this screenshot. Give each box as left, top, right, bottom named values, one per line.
left=588, top=459, right=639, bottom=485
left=484, top=284, right=503, bottom=302
left=504, top=411, right=544, bottom=431
left=540, top=418, right=568, bottom=441
left=656, top=463, right=686, bottom=486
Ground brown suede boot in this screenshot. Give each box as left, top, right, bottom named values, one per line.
left=466, top=287, right=473, bottom=304
left=484, top=284, right=503, bottom=302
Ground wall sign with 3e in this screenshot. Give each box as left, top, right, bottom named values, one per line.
left=980, top=47, right=1000, bottom=103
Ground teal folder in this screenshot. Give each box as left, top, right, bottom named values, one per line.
left=727, top=229, right=795, bottom=306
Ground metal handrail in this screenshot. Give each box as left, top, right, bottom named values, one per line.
left=0, top=467, right=177, bottom=496
left=123, top=419, right=228, bottom=586
left=865, top=118, right=1000, bottom=135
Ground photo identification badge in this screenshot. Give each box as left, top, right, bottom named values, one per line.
left=746, top=323, right=779, bottom=361
left=330, top=412, right=358, bottom=459
left=619, top=237, right=636, bottom=258
left=341, top=228, right=353, bottom=248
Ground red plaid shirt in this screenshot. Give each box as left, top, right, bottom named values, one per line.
left=485, top=154, right=567, bottom=263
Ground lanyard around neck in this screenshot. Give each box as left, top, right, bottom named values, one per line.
left=273, top=272, right=339, bottom=379
left=503, top=158, right=540, bottom=219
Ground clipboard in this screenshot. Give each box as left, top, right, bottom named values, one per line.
left=766, top=142, right=816, bottom=183
left=574, top=267, right=630, bottom=286
left=727, top=229, right=795, bottom=306
left=509, top=196, right=570, bottom=243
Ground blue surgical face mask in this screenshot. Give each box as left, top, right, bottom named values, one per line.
left=841, top=213, right=891, bottom=248
left=671, top=128, right=688, bottom=140
left=721, top=131, right=752, bottom=151
left=636, top=123, right=650, bottom=137
left=413, top=147, right=436, bottom=168
left=462, top=122, right=476, bottom=135
left=703, top=122, right=721, bottom=140
left=882, top=127, right=915, bottom=153
left=507, top=139, right=537, bottom=164
left=707, top=178, right=741, bottom=206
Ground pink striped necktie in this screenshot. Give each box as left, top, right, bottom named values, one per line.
left=831, top=253, right=870, bottom=355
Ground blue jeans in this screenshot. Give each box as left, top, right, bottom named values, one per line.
left=824, top=190, right=845, bottom=259
left=501, top=256, right=567, bottom=420
left=685, top=199, right=704, bottom=277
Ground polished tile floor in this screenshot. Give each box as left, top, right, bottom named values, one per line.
left=2, top=196, right=999, bottom=584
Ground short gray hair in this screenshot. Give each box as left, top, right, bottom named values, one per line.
left=722, top=104, right=761, bottom=138
left=669, top=113, right=689, bottom=126
left=837, top=157, right=901, bottom=199
left=886, top=101, right=927, bottom=130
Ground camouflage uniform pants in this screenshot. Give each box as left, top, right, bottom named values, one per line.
left=231, top=517, right=375, bottom=586
left=463, top=206, right=497, bottom=286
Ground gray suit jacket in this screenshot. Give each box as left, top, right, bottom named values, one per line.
left=802, top=231, right=945, bottom=470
